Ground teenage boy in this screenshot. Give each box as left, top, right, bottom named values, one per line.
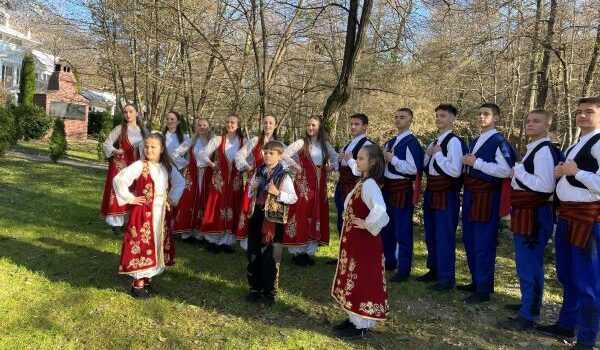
left=418, top=104, right=468, bottom=291
left=497, top=109, right=561, bottom=331
left=381, top=108, right=424, bottom=282
left=460, top=103, right=515, bottom=304
left=536, top=97, right=600, bottom=350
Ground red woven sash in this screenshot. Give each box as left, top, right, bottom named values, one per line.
left=339, top=166, right=359, bottom=199
left=383, top=178, right=412, bottom=208
left=464, top=175, right=498, bottom=222
left=558, top=201, right=600, bottom=248
left=425, top=175, right=456, bottom=210
left=510, top=189, right=550, bottom=236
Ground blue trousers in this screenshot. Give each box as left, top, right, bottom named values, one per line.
left=423, top=190, right=460, bottom=288
left=381, top=191, right=414, bottom=276
left=512, top=205, right=553, bottom=321
left=462, top=188, right=501, bottom=294
left=555, top=219, right=600, bottom=347
left=334, top=183, right=344, bottom=236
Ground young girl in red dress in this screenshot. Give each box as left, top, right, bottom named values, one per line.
left=172, top=118, right=211, bottom=243
left=331, top=144, right=390, bottom=339
left=283, top=115, right=338, bottom=266
left=100, top=104, right=147, bottom=235
left=235, top=114, right=280, bottom=249
left=198, top=114, right=245, bottom=253
left=113, top=133, right=185, bottom=298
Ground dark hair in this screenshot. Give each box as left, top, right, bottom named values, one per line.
left=223, top=114, right=244, bottom=141
left=396, top=108, right=414, bottom=118
left=480, top=103, right=501, bottom=116
left=434, top=103, right=458, bottom=116
left=162, top=111, right=185, bottom=144
left=578, top=97, right=600, bottom=107
left=260, top=114, right=279, bottom=140
left=144, top=132, right=173, bottom=177
left=360, top=144, right=385, bottom=185
left=120, top=103, right=147, bottom=145
left=302, top=115, right=330, bottom=165
left=529, top=109, right=553, bottom=122
left=191, top=117, right=211, bottom=149
left=263, top=140, right=285, bottom=154
left=349, top=113, right=369, bottom=125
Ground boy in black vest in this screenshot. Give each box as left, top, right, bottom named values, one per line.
left=536, top=97, right=600, bottom=350
left=497, top=109, right=561, bottom=331
left=381, top=108, right=424, bottom=282
left=418, top=104, right=468, bottom=290
left=245, top=141, right=298, bottom=305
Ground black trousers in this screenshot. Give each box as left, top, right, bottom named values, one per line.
left=246, top=206, right=283, bottom=297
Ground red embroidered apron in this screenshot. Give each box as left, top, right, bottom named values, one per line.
left=172, top=147, right=200, bottom=233
left=100, top=132, right=139, bottom=217
left=237, top=137, right=264, bottom=240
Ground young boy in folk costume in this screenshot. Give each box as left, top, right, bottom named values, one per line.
left=245, top=141, right=297, bottom=305
left=114, top=133, right=185, bottom=299
left=460, top=103, right=516, bottom=304
left=332, top=144, right=390, bottom=340
left=282, top=115, right=338, bottom=266
left=336, top=113, right=373, bottom=237
left=172, top=118, right=211, bottom=243
left=419, top=104, right=468, bottom=291
left=100, top=104, right=147, bottom=235
left=497, top=109, right=561, bottom=331
left=381, top=108, right=424, bottom=281
left=163, top=111, right=192, bottom=171
left=236, top=114, right=280, bottom=250
left=536, top=98, right=600, bottom=350
left=199, top=114, right=245, bottom=253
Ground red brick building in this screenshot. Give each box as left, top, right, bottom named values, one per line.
left=34, top=60, right=89, bottom=140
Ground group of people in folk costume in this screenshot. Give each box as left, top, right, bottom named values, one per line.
left=97, top=97, right=600, bottom=348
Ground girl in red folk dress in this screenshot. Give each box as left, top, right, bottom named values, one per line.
left=283, top=115, right=338, bottom=266
left=198, top=114, right=245, bottom=253
left=235, top=114, right=280, bottom=250
left=331, top=144, right=390, bottom=340
left=114, top=133, right=185, bottom=299
left=174, top=118, right=212, bottom=243
left=100, top=104, right=147, bottom=235
left=163, top=111, right=192, bottom=172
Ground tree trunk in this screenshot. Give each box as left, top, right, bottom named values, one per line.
left=535, top=0, right=558, bottom=108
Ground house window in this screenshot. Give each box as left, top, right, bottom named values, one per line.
left=16, top=67, right=20, bottom=85
left=1, top=64, right=13, bottom=87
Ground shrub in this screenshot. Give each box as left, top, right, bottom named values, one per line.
left=12, top=105, right=53, bottom=140
left=88, top=111, right=111, bottom=136
left=18, top=53, right=36, bottom=107
left=49, top=118, right=67, bottom=162
left=0, top=107, right=17, bottom=156
left=97, top=113, right=114, bottom=161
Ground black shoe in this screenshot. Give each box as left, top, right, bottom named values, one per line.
left=220, top=245, right=235, bottom=254
left=464, top=292, right=490, bottom=304
left=245, top=291, right=261, bottom=303
left=325, top=258, right=338, bottom=265
left=457, top=283, right=476, bottom=292
left=112, top=226, right=122, bottom=236
left=336, top=323, right=367, bottom=340
left=504, top=303, right=521, bottom=312
left=292, top=255, right=307, bottom=267
left=497, top=316, right=534, bottom=331
left=332, top=319, right=353, bottom=331
left=384, top=261, right=397, bottom=272
left=207, top=243, right=220, bottom=253
left=130, top=286, right=151, bottom=299
left=535, top=323, right=575, bottom=342
left=415, top=270, right=436, bottom=282
left=390, top=273, right=409, bottom=283
left=144, top=284, right=158, bottom=296
left=428, top=283, right=453, bottom=292
left=303, top=254, right=316, bottom=266
left=570, top=343, right=594, bottom=350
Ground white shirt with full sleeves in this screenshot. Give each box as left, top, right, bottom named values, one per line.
left=199, top=135, right=241, bottom=165
left=112, top=161, right=185, bottom=279
left=165, top=131, right=192, bottom=170
left=343, top=178, right=389, bottom=236
left=471, top=128, right=511, bottom=178
left=556, top=129, right=600, bottom=202
left=248, top=171, right=298, bottom=205
left=384, top=130, right=418, bottom=180
left=283, top=139, right=339, bottom=169
left=511, top=137, right=556, bottom=193
left=102, top=125, right=144, bottom=158
left=424, top=129, right=464, bottom=178
left=344, top=134, right=372, bottom=176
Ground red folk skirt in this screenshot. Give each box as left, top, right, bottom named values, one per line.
left=100, top=135, right=138, bottom=218
left=331, top=183, right=389, bottom=320
left=172, top=150, right=200, bottom=234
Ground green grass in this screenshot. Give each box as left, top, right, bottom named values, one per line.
left=0, top=154, right=570, bottom=349
left=14, top=138, right=101, bottom=162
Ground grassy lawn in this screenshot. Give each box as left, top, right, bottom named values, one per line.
left=0, top=153, right=573, bottom=350
left=14, top=138, right=103, bottom=163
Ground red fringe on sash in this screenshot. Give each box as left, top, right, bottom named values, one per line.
left=464, top=175, right=498, bottom=222
left=510, top=189, right=550, bottom=236
left=558, top=201, right=600, bottom=249
left=382, top=178, right=412, bottom=208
